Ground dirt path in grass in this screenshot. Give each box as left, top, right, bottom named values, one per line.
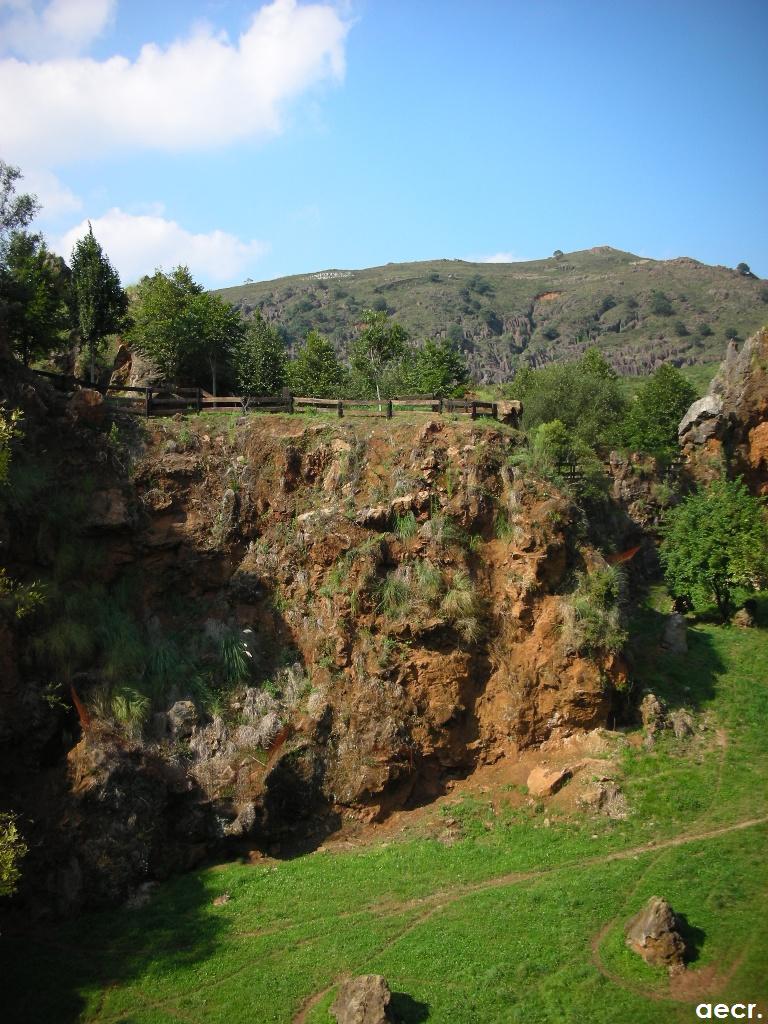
left=289, top=815, right=768, bottom=1024
left=82, top=814, right=768, bottom=1024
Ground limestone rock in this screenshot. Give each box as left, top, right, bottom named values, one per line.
left=580, top=779, right=629, bottom=820
left=639, top=693, right=666, bottom=745
left=86, top=487, right=132, bottom=530
left=732, top=606, right=755, bottom=628
left=330, top=975, right=395, bottom=1024
left=526, top=765, right=572, bottom=798
left=661, top=613, right=687, bottom=654
left=355, top=505, right=390, bottom=529
left=625, top=896, right=687, bottom=970
left=68, top=387, right=107, bottom=427
left=496, top=399, right=523, bottom=427
left=669, top=708, right=694, bottom=740
left=168, top=700, right=197, bottom=739
left=680, top=328, right=768, bottom=494
left=678, top=394, right=723, bottom=440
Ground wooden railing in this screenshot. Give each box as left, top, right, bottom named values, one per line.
left=31, top=370, right=502, bottom=421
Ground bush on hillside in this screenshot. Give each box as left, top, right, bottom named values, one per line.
left=505, top=348, right=627, bottom=450
left=660, top=477, right=768, bottom=621
left=623, top=363, right=697, bottom=457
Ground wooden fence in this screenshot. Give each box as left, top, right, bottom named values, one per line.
left=32, top=370, right=501, bottom=421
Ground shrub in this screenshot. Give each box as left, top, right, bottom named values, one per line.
left=650, top=291, right=674, bottom=316
left=561, top=566, right=627, bottom=655
left=393, top=511, right=418, bottom=540
left=0, top=813, right=26, bottom=898
left=505, top=348, right=626, bottom=450
left=622, top=363, right=697, bottom=457
left=660, top=477, right=768, bottom=620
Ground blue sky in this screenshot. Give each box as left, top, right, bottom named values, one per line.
left=2, top=0, right=766, bottom=285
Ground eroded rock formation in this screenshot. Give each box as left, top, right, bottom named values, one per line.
left=0, top=366, right=630, bottom=915
left=679, top=327, right=768, bottom=493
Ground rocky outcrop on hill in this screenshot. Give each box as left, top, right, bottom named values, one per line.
left=679, top=327, right=768, bottom=493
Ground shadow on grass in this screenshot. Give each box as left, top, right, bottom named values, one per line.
left=391, top=991, right=431, bottom=1022
left=626, top=602, right=725, bottom=714
left=2, top=868, right=224, bottom=1024
left=676, top=912, right=706, bottom=965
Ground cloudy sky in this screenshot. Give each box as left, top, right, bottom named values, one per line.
left=2, top=0, right=767, bottom=285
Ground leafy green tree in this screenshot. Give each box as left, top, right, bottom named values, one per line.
left=650, top=290, right=673, bottom=316
left=736, top=262, right=754, bottom=277
left=623, top=363, right=697, bottom=457
left=0, top=161, right=38, bottom=257
left=349, top=309, right=408, bottom=401
left=127, top=266, right=200, bottom=385
left=506, top=348, right=627, bottom=450
left=0, top=813, right=26, bottom=898
left=660, top=477, right=768, bottom=620
left=404, top=337, right=470, bottom=397
left=286, top=330, right=347, bottom=397
left=185, top=291, right=245, bottom=396
left=3, top=232, right=70, bottom=366
left=69, top=224, right=127, bottom=383
left=527, top=419, right=607, bottom=499
left=233, top=310, right=286, bottom=395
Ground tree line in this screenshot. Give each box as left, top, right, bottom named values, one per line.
left=0, top=161, right=470, bottom=400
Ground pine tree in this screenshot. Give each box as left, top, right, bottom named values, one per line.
left=70, top=224, right=127, bottom=383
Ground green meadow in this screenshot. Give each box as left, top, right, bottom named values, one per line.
left=5, top=593, right=768, bottom=1024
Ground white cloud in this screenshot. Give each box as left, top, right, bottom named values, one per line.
left=478, top=251, right=521, bottom=263
left=0, top=0, right=350, bottom=163
left=0, top=0, right=116, bottom=59
left=24, top=167, right=83, bottom=216
left=56, top=208, right=269, bottom=285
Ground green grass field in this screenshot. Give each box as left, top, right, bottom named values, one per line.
left=5, top=593, right=768, bottom=1024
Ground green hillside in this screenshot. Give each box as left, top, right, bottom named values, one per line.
left=214, top=247, right=768, bottom=384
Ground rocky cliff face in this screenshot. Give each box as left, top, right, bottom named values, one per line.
left=679, top=327, right=768, bottom=493
left=0, top=367, right=629, bottom=915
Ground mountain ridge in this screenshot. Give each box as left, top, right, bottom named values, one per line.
left=214, top=247, right=767, bottom=382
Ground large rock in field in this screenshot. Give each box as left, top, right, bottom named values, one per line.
left=625, top=896, right=687, bottom=970
left=330, top=975, right=395, bottom=1024
left=526, top=765, right=572, bottom=798
left=661, top=613, right=687, bottom=654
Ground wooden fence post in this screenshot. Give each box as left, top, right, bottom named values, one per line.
left=386, top=399, right=393, bottom=419
left=438, top=397, right=444, bottom=414
left=282, top=387, right=294, bottom=414
left=145, top=388, right=151, bottom=418
left=337, top=399, right=344, bottom=418
left=471, top=401, right=477, bottom=420
left=196, top=388, right=202, bottom=413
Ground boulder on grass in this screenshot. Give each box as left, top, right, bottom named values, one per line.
left=661, top=613, right=687, bottom=654
left=526, top=765, right=572, bottom=798
left=330, top=975, right=395, bottom=1024
left=625, top=896, right=687, bottom=971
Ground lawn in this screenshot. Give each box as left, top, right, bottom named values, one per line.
left=5, top=594, right=768, bottom=1024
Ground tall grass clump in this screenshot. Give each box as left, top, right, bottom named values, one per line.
left=561, top=565, right=627, bottom=655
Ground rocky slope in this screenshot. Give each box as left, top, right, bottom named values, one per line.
left=0, top=368, right=638, bottom=916
left=215, top=248, right=768, bottom=382
left=679, top=326, right=768, bottom=492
